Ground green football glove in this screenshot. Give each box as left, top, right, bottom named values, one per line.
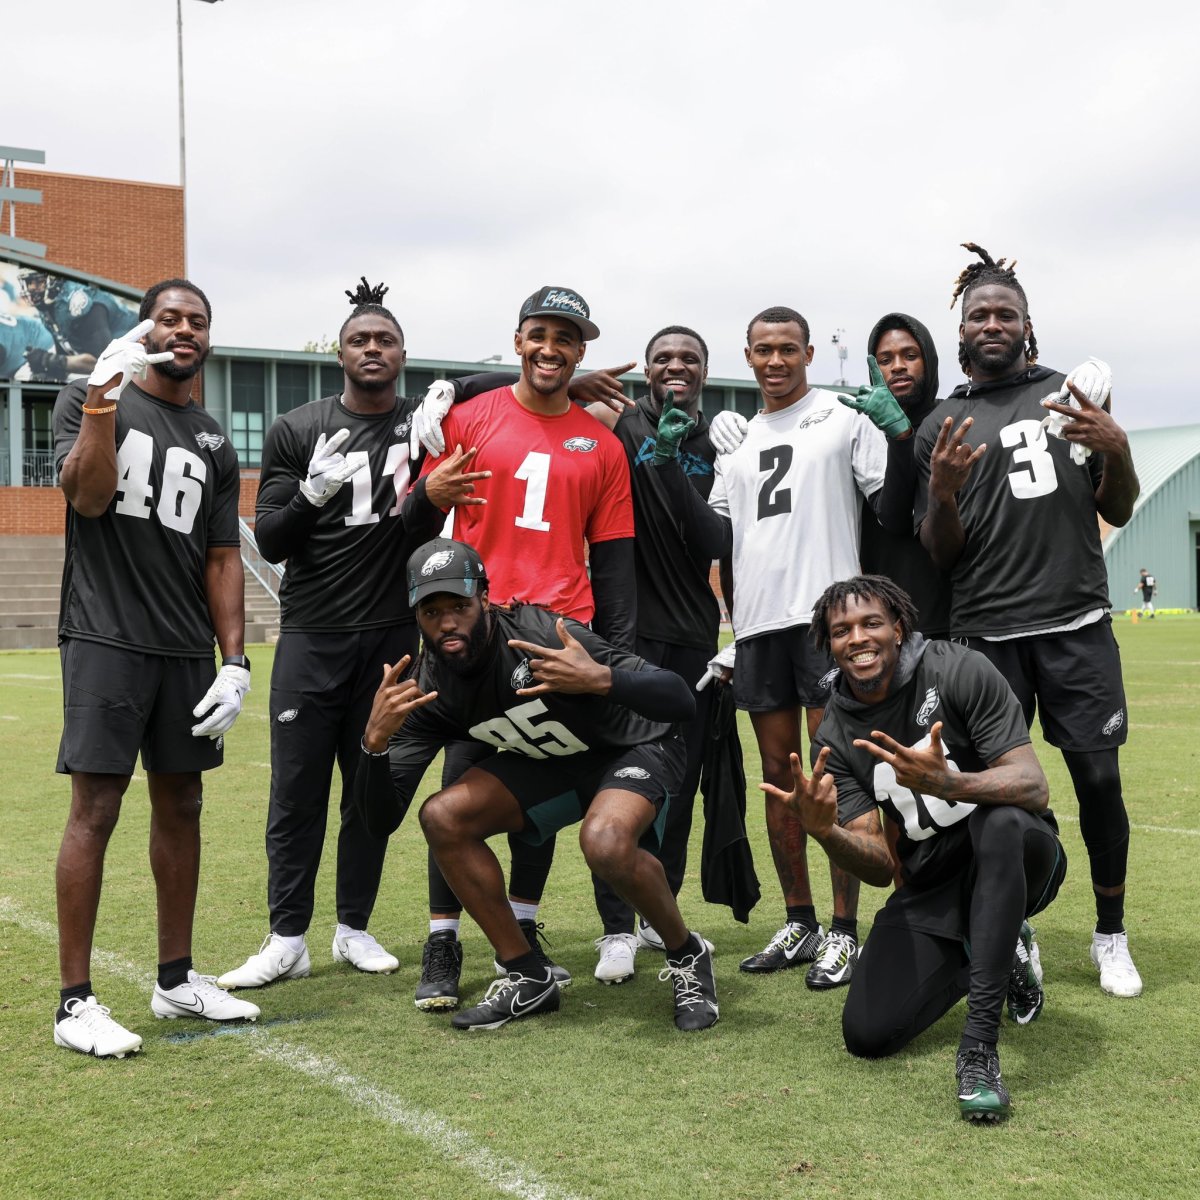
left=652, top=391, right=696, bottom=467
left=838, top=355, right=911, bottom=439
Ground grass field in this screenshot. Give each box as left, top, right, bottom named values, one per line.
left=2, top=616, right=1198, bottom=1199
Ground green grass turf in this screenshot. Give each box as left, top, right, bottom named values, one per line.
left=1, top=615, right=1197, bottom=1199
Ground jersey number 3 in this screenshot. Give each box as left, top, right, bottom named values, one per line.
left=1002, top=419, right=1058, bottom=500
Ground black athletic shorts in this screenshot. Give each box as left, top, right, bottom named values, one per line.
left=57, top=638, right=222, bottom=776
left=967, top=617, right=1128, bottom=752
left=474, top=732, right=687, bottom=847
left=734, top=624, right=836, bottom=711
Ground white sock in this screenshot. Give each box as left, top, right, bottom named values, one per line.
left=430, top=918, right=460, bottom=937
left=276, top=933, right=307, bottom=953
left=334, top=924, right=364, bottom=940
left=510, top=901, right=538, bottom=923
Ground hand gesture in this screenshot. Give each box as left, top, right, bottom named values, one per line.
left=854, top=722, right=949, bottom=795
left=363, top=657, right=438, bottom=751
left=652, top=391, right=696, bottom=466
left=760, top=748, right=838, bottom=839
left=928, top=415, right=986, bottom=501
left=191, top=664, right=251, bottom=739
left=708, top=409, right=748, bottom=455
left=410, top=380, right=457, bottom=458
left=423, top=444, right=491, bottom=510
left=838, top=355, right=912, bottom=439
left=1041, top=372, right=1127, bottom=462
left=568, top=362, right=637, bottom=413
left=508, top=618, right=606, bottom=696
left=87, top=318, right=175, bottom=401
left=299, top=427, right=366, bottom=507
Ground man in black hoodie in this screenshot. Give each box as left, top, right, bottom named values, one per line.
left=914, top=243, right=1143, bottom=1001
left=766, top=575, right=1065, bottom=1121
left=856, top=314, right=951, bottom=638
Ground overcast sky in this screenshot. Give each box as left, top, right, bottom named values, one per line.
left=8, top=0, right=1199, bottom=428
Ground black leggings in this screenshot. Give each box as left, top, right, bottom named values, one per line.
left=842, top=806, right=1065, bottom=1056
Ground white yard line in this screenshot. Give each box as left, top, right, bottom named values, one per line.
left=1054, top=813, right=1199, bottom=837
left=0, top=896, right=587, bottom=1200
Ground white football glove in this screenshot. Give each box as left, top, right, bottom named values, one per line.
left=1039, top=357, right=1112, bottom=466
left=298, top=427, right=365, bottom=506
left=87, top=319, right=175, bottom=401
left=696, top=642, right=736, bottom=691
left=410, top=380, right=456, bottom=459
left=191, top=665, right=251, bottom=739
left=708, top=410, right=749, bottom=456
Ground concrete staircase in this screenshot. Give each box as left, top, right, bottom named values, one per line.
left=0, top=535, right=280, bottom=651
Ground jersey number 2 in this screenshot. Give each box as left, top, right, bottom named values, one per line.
left=757, top=445, right=793, bottom=519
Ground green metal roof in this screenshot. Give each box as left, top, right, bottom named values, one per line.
left=1122, top=423, right=1200, bottom=518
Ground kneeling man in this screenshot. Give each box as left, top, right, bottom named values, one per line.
left=764, top=575, right=1066, bottom=1121
left=354, top=538, right=717, bottom=1032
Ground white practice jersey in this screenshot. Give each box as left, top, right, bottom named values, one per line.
left=709, top=389, right=886, bottom=639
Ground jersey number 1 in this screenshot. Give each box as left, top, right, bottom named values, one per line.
left=514, top=451, right=551, bottom=532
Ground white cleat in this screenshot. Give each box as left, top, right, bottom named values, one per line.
left=636, top=918, right=666, bottom=952
left=152, top=971, right=261, bottom=1022
left=1091, top=931, right=1143, bottom=997
left=332, top=927, right=399, bottom=975
left=54, top=996, right=143, bottom=1059
left=218, top=933, right=311, bottom=989
left=594, top=933, right=638, bottom=985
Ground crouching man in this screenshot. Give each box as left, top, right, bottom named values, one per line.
left=764, top=575, right=1066, bottom=1121
left=353, top=538, right=718, bottom=1032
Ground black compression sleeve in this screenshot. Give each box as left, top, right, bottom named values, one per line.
left=872, top=434, right=920, bottom=535
left=399, top=476, right=453, bottom=542
left=352, top=748, right=414, bottom=839
left=607, top=665, right=697, bottom=723
left=253, top=491, right=323, bottom=562
left=654, top=457, right=733, bottom=557
left=589, top=538, right=637, bottom=652
left=453, top=372, right=515, bottom=401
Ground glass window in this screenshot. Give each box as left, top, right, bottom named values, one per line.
left=404, top=368, right=436, bottom=397
left=320, top=364, right=343, bottom=398
left=700, top=387, right=727, bottom=420
left=230, top=361, right=267, bottom=467
left=735, top=391, right=759, bottom=420
left=22, top=395, right=56, bottom=485
left=276, top=363, right=310, bottom=415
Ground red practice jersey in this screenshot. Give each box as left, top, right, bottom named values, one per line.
left=417, top=387, right=634, bottom=620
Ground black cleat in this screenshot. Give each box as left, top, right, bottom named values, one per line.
left=659, top=934, right=719, bottom=1031
left=956, top=1043, right=1011, bottom=1122
left=1006, top=920, right=1044, bottom=1025
left=414, top=931, right=463, bottom=1011
left=494, top=919, right=572, bottom=989
left=451, top=968, right=560, bottom=1031
left=738, top=922, right=823, bottom=973
left=804, top=930, right=858, bottom=991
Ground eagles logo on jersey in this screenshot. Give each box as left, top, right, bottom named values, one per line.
left=195, top=432, right=226, bottom=451
left=510, top=660, right=534, bottom=691
left=817, top=667, right=840, bottom=692
left=614, top=766, right=651, bottom=780
left=421, top=550, right=455, bottom=575
left=916, top=687, right=940, bottom=727
left=395, top=419, right=411, bottom=438
left=798, top=407, right=834, bottom=430
left=562, top=436, right=598, bottom=453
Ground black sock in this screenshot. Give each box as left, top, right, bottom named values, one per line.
left=666, top=932, right=699, bottom=961
left=785, top=905, right=818, bottom=931
left=157, top=955, right=193, bottom=990
left=831, top=916, right=858, bottom=941
left=1094, top=891, right=1125, bottom=936
left=57, top=981, right=93, bottom=1022
left=958, top=1035, right=997, bottom=1055
left=500, top=949, right=546, bottom=978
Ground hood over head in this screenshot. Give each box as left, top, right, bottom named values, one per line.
left=867, top=312, right=940, bottom=416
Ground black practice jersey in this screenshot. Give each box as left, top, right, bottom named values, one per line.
left=53, top=380, right=240, bottom=657
left=613, top=398, right=720, bottom=650
left=256, top=394, right=424, bottom=631
left=814, top=639, right=1031, bottom=889
left=914, top=367, right=1109, bottom=637
left=388, top=604, right=676, bottom=806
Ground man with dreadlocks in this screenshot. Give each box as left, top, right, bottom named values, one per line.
left=914, top=243, right=1143, bottom=999
left=220, top=279, right=497, bottom=990
left=767, top=574, right=1065, bottom=1121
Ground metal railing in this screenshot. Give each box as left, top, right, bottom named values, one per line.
left=22, top=450, right=56, bottom=487
left=239, top=517, right=284, bottom=605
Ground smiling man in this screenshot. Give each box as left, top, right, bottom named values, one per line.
left=352, top=538, right=717, bottom=1033
left=767, top=574, right=1066, bottom=1122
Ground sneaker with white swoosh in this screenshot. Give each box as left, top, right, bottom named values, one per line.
left=218, top=933, right=312, bottom=990
left=54, top=996, right=143, bottom=1059
left=805, top=930, right=858, bottom=990
left=451, top=968, right=560, bottom=1031
left=151, top=971, right=261, bottom=1022
left=955, top=1043, right=1011, bottom=1122
left=738, top=922, right=823, bottom=973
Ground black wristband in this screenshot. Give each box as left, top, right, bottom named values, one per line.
left=222, top=654, right=251, bottom=670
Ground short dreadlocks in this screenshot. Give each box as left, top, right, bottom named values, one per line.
left=810, top=575, right=918, bottom=656
left=339, top=276, right=405, bottom=343
left=950, top=242, right=1037, bottom=375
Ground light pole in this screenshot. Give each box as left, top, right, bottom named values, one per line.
left=177, top=0, right=222, bottom=268
left=831, top=328, right=849, bottom=387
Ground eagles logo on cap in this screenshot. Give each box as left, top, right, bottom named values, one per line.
left=517, top=285, right=600, bottom=341
left=407, top=538, right=488, bottom=607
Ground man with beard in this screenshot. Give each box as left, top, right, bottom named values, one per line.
left=220, top=280, right=496, bottom=991
left=579, top=326, right=726, bottom=983
left=398, top=287, right=635, bottom=1009
left=915, top=243, right=1143, bottom=998
left=769, top=575, right=1064, bottom=1121
left=51, top=280, right=260, bottom=1058
left=353, top=538, right=718, bottom=1032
